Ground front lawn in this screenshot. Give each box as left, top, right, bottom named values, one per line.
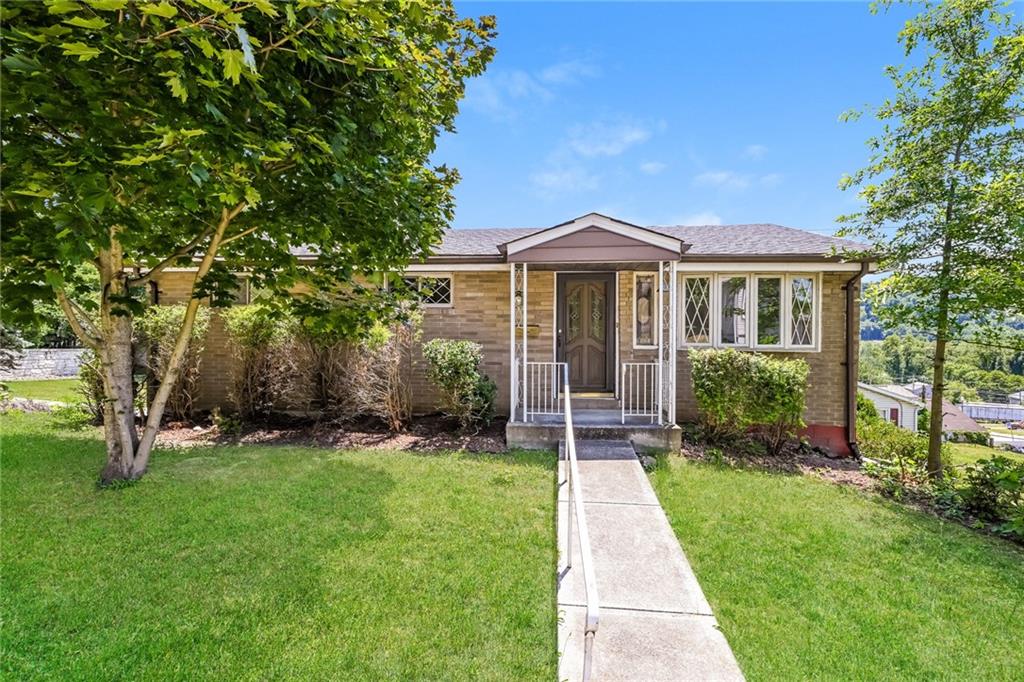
left=650, top=457, right=1024, bottom=681
left=1, top=411, right=556, bottom=680
left=947, top=441, right=1024, bottom=465
left=4, top=378, right=79, bottom=403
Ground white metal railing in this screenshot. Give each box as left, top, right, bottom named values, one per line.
left=622, top=362, right=659, bottom=424
left=562, top=363, right=599, bottom=681
left=525, top=361, right=566, bottom=421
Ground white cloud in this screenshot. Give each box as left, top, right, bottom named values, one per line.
left=568, top=120, right=652, bottom=158
left=694, top=170, right=750, bottom=190
left=463, top=59, right=599, bottom=121
left=639, top=161, right=667, bottom=175
left=743, top=144, right=768, bottom=160
left=759, top=173, right=783, bottom=187
left=529, top=165, right=600, bottom=197
left=538, top=58, right=599, bottom=85
left=463, top=70, right=552, bottom=120
left=676, top=211, right=723, bottom=226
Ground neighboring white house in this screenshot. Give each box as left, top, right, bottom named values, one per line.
left=859, top=382, right=923, bottom=431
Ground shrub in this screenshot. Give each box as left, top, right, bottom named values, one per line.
left=857, top=416, right=941, bottom=497
left=917, top=407, right=930, bottom=433
left=422, top=338, right=496, bottom=428
left=137, top=304, right=211, bottom=422
left=76, top=350, right=106, bottom=423
left=857, top=392, right=879, bottom=422
left=222, top=305, right=291, bottom=420
left=50, top=402, right=93, bottom=431
left=956, top=457, right=1024, bottom=537
left=689, top=348, right=809, bottom=454
left=296, top=320, right=417, bottom=431
left=950, top=430, right=991, bottom=446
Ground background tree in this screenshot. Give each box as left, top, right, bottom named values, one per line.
left=1, top=0, right=495, bottom=482
left=839, top=0, right=1024, bottom=477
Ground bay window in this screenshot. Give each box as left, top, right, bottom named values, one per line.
left=678, top=272, right=819, bottom=351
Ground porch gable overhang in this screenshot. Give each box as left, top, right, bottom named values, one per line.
left=500, top=213, right=684, bottom=264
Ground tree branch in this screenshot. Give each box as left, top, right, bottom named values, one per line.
left=55, top=287, right=101, bottom=352
left=220, top=225, right=258, bottom=245
left=130, top=225, right=216, bottom=286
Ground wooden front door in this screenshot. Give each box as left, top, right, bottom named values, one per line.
left=557, top=274, right=614, bottom=391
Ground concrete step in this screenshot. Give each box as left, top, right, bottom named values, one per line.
left=570, top=396, right=621, bottom=410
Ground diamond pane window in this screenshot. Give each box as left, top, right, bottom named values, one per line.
left=405, top=276, right=452, bottom=306
left=790, top=276, right=814, bottom=346
left=756, top=277, right=782, bottom=346
left=719, top=276, right=749, bottom=345
left=683, top=277, right=711, bottom=344
left=634, top=274, right=655, bottom=347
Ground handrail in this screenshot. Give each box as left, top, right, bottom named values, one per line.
left=524, top=361, right=565, bottom=421
left=562, top=363, right=600, bottom=681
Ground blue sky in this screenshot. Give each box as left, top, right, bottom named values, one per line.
left=435, top=1, right=919, bottom=233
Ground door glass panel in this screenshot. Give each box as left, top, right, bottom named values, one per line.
left=567, top=287, right=581, bottom=341
left=719, top=276, right=748, bottom=345
left=590, top=287, right=605, bottom=342
left=756, top=277, right=782, bottom=345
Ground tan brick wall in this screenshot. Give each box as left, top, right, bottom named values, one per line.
left=154, top=268, right=857, bottom=427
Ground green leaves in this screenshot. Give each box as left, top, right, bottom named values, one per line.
left=59, top=41, right=100, bottom=61
left=63, top=15, right=107, bottom=30
left=220, top=49, right=246, bottom=85
left=139, top=1, right=177, bottom=19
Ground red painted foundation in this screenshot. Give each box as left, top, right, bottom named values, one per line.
left=800, top=424, right=853, bottom=457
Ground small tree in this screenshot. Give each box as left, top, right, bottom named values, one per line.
left=1, top=1, right=495, bottom=481
left=838, top=0, right=1024, bottom=478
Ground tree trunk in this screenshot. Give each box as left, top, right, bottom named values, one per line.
left=926, top=332, right=947, bottom=478
left=926, top=233, right=954, bottom=479
left=57, top=204, right=244, bottom=483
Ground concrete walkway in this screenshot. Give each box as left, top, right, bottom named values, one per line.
left=557, top=440, right=744, bottom=681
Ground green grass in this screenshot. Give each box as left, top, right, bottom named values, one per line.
left=650, top=458, right=1024, bottom=681
left=4, top=378, right=79, bottom=403
left=1, top=411, right=557, bottom=680
left=947, top=441, right=1024, bottom=465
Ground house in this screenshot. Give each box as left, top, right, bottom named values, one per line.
left=153, top=213, right=872, bottom=455
left=905, top=383, right=990, bottom=437
left=858, top=382, right=923, bottom=431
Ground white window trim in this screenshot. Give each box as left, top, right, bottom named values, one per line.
left=717, top=274, right=751, bottom=348
left=677, top=272, right=821, bottom=353
left=752, top=275, right=785, bottom=350
left=632, top=271, right=659, bottom=350
left=403, top=273, right=454, bottom=308
left=679, top=274, right=714, bottom=347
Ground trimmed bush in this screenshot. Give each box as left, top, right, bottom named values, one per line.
left=689, top=348, right=809, bottom=454
left=137, top=304, right=211, bottom=421
left=949, top=430, right=991, bottom=446
left=422, top=338, right=496, bottom=429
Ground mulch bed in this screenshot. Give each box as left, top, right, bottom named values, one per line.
left=157, top=414, right=508, bottom=453
left=678, top=437, right=876, bottom=491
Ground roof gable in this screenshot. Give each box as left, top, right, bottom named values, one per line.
left=502, top=213, right=683, bottom=259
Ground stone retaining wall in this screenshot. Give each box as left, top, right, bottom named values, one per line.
left=0, top=348, right=85, bottom=379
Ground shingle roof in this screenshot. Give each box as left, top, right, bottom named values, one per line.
left=434, top=223, right=865, bottom=258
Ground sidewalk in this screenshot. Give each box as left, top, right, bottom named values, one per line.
left=557, top=440, right=744, bottom=681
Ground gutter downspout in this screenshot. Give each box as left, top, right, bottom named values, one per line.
left=844, top=262, right=870, bottom=457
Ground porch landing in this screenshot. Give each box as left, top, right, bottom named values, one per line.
left=506, top=411, right=681, bottom=453
left=557, top=440, right=744, bottom=681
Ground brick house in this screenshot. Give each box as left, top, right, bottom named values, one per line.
left=155, top=213, right=872, bottom=455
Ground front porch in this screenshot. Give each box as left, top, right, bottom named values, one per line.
left=501, top=215, right=684, bottom=452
